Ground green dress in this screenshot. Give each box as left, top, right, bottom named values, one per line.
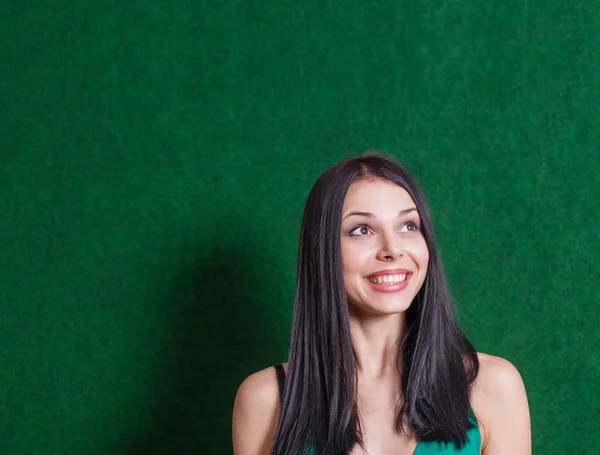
left=300, top=415, right=481, bottom=454
left=414, top=418, right=481, bottom=454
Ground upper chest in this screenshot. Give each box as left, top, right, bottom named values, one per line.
left=349, top=380, right=419, bottom=455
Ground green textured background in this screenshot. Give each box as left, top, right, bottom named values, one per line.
left=2, top=1, right=599, bottom=454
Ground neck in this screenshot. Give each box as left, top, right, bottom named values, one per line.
left=348, top=304, right=406, bottom=380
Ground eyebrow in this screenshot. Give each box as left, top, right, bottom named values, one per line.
left=342, top=208, right=418, bottom=220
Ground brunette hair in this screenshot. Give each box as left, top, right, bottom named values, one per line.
left=270, top=152, right=479, bottom=455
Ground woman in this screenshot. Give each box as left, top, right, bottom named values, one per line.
left=232, top=152, right=531, bottom=454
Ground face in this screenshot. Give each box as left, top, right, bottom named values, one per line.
left=340, top=178, right=429, bottom=316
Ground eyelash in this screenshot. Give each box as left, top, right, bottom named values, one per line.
left=348, top=221, right=421, bottom=237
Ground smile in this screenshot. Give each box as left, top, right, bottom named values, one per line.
left=364, top=272, right=412, bottom=293
left=367, top=273, right=407, bottom=284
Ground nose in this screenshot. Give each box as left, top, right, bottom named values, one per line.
left=377, top=231, right=405, bottom=261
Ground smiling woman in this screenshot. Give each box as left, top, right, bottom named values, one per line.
left=341, top=179, right=429, bottom=316
left=232, top=152, right=531, bottom=455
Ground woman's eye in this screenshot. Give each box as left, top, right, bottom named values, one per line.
left=349, top=225, right=371, bottom=237
left=349, top=222, right=419, bottom=237
left=400, top=221, right=420, bottom=232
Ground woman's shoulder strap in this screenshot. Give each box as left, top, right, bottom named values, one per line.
left=273, top=364, right=286, bottom=406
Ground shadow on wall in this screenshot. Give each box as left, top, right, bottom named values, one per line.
left=126, top=224, right=290, bottom=454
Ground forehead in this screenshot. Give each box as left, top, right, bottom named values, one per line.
left=343, top=179, right=415, bottom=211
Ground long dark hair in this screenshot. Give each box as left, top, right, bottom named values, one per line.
left=271, top=152, right=479, bottom=455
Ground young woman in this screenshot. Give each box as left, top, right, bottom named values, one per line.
left=232, top=152, right=531, bottom=455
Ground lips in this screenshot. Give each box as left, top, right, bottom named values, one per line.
left=362, top=268, right=413, bottom=294
left=364, top=268, right=412, bottom=278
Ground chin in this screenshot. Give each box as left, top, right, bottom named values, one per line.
left=350, top=299, right=413, bottom=316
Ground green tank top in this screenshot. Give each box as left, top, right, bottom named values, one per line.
left=302, top=421, right=480, bottom=455
left=302, top=422, right=480, bottom=454
left=414, top=417, right=481, bottom=454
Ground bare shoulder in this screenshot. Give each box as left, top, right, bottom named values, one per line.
left=472, top=352, right=531, bottom=455
left=234, top=365, right=280, bottom=410
left=232, top=365, right=283, bottom=455
left=472, top=352, right=528, bottom=415
left=474, top=352, right=526, bottom=391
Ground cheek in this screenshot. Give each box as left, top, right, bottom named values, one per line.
left=405, top=241, right=430, bottom=277
left=342, top=243, right=374, bottom=273
left=412, top=237, right=429, bottom=261
left=419, top=245, right=429, bottom=265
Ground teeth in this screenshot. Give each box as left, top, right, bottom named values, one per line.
left=368, top=274, right=407, bottom=284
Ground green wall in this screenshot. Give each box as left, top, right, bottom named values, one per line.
left=2, top=1, right=598, bottom=453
